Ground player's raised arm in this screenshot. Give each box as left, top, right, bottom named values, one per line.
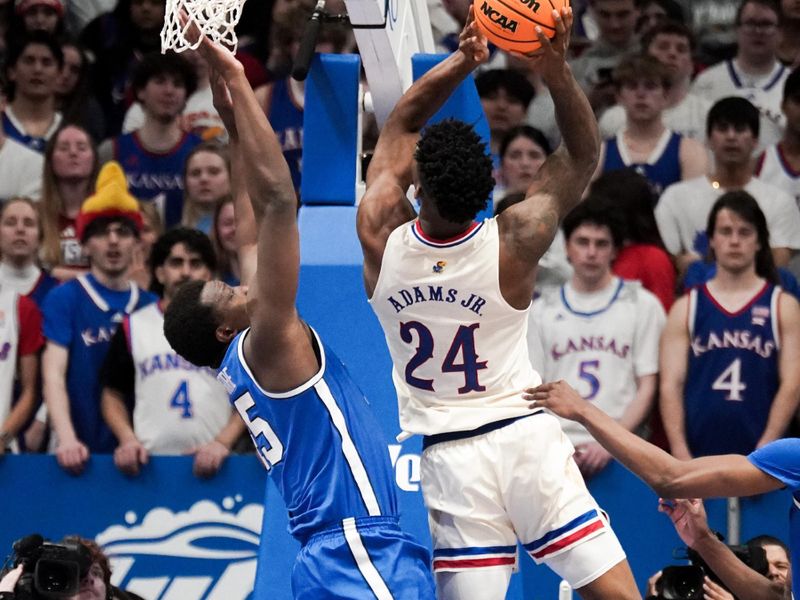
left=497, top=8, right=600, bottom=302
left=524, top=381, right=783, bottom=499
left=357, top=8, right=489, bottom=295
left=194, top=31, right=317, bottom=390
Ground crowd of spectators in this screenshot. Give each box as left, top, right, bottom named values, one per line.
left=0, top=0, right=798, bottom=594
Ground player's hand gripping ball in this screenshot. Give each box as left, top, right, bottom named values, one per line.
left=473, top=0, right=570, bottom=53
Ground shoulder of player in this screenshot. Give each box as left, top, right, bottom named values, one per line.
left=497, top=191, right=558, bottom=239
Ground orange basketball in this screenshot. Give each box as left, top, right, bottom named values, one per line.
left=473, top=0, right=569, bottom=54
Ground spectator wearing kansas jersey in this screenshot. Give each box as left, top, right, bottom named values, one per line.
left=755, top=67, right=800, bottom=209
left=595, top=54, right=708, bottom=195
left=162, top=26, right=434, bottom=600
left=690, top=0, right=788, bottom=151
left=528, top=199, right=666, bottom=479
left=100, top=228, right=244, bottom=479
left=100, top=52, right=202, bottom=228
left=42, top=162, right=156, bottom=474
left=660, top=191, right=800, bottom=460
left=359, top=7, right=638, bottom=600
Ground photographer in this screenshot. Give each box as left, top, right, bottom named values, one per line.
left=646, top=568, right=733, bottom=600
left=652, top=498, right=787, bottom=600
left=0, top=535, right=143, bottom=600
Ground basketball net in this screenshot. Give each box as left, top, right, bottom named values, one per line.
left=161, top=0, right=247, bottom=53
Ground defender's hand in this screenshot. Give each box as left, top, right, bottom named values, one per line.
left=524, top=380, right=588, bottom=422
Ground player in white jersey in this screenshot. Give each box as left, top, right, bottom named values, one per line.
left=755, top=67, right=800, bottom=208
left=528, top=199, right=666, bottom=478
left=358, top=8, right=639, bottom=600
left=690, top=0, right=787, bottom=150
left=101, top=228, right=244, bottom=477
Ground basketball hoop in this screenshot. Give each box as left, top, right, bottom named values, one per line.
left=161, top=0, right=247, bottom=53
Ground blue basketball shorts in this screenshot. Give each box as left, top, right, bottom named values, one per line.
left=292, top=516, right=435, bottom=599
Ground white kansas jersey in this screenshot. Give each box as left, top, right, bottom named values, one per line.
left=128, top=302, right=231, bottom=453
left=756, top=144, right=800, bottom=209
left=528, top=278, right=666, bottom=446
left=370, top=218, right=541, bottom=436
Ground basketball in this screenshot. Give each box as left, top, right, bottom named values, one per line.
left=473, top=0, right=569, bottom=54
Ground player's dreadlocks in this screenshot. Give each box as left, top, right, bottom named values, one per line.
left=415, top=118, right=494, bottom=224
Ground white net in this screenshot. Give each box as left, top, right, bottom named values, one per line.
left=161, top=0, right=247, bottom=53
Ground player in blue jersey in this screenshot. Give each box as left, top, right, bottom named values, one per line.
left=659, top=191, right=800, bottom=459
left=161, top=25, right=435, bottom=600
left=525, top=382, right=796, bottom=600
left=43, top=161, right=157, bottom=473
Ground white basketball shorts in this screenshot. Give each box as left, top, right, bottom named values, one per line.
left=420, top=413, right=626, bottom=589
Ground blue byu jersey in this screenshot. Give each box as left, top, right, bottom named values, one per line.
left=216, top=327, right=398, bottom=542
left=748, top=438, right=800, bottom=594
left=603, top=130, right=682, bottom=195
left=42, top=274, right=156, bottom=451
left=686, top=283, right=780, bottom=456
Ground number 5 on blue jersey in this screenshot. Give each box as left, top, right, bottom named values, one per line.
left=234, top=392, right=284, bottom=470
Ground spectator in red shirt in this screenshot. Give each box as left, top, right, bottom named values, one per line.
left=590, top=168, right=676, bottom=311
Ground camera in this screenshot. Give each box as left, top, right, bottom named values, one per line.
left=1, top=534, right=90, bottom=599
left=655, top=543, right=769, bottom=600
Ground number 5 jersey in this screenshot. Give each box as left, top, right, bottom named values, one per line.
left=370, top=218, right=542, bottom=436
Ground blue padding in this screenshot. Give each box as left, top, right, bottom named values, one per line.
left=298, top=205, right=362, bottom=265
left=412, top=54, right=494, bottom=221
left=301, top=54, right=361, bottom=205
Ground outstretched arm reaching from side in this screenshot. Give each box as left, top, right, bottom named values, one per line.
left=524, top=381, right=783, bottom=499
left=357, top=8, right=489, bottom=296
left=497, top=8, right=600, bottom=308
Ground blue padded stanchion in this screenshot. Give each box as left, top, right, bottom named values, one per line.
left=300, top=53, right=361, bottom=205
left=411, top=54, right=494, bottom=221
left=298, top=205, right=362, bottom=265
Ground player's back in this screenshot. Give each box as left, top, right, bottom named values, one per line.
left=216, top=326, right=398, bottom=542
left=686, top=283, right=781, bottom=456
left=370, top=218, right=541, bottom=436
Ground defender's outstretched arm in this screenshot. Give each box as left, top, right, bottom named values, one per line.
left=193, top=27, right=318, bottom=390
left=525, top=381, right=783, bottom=500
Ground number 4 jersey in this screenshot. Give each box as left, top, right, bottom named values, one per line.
left=686, top=282, right=781, bottom=456
left=370, top=218, right=542, bottom=436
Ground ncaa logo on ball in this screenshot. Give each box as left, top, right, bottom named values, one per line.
left=479, top=0, right=518, bottom=31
